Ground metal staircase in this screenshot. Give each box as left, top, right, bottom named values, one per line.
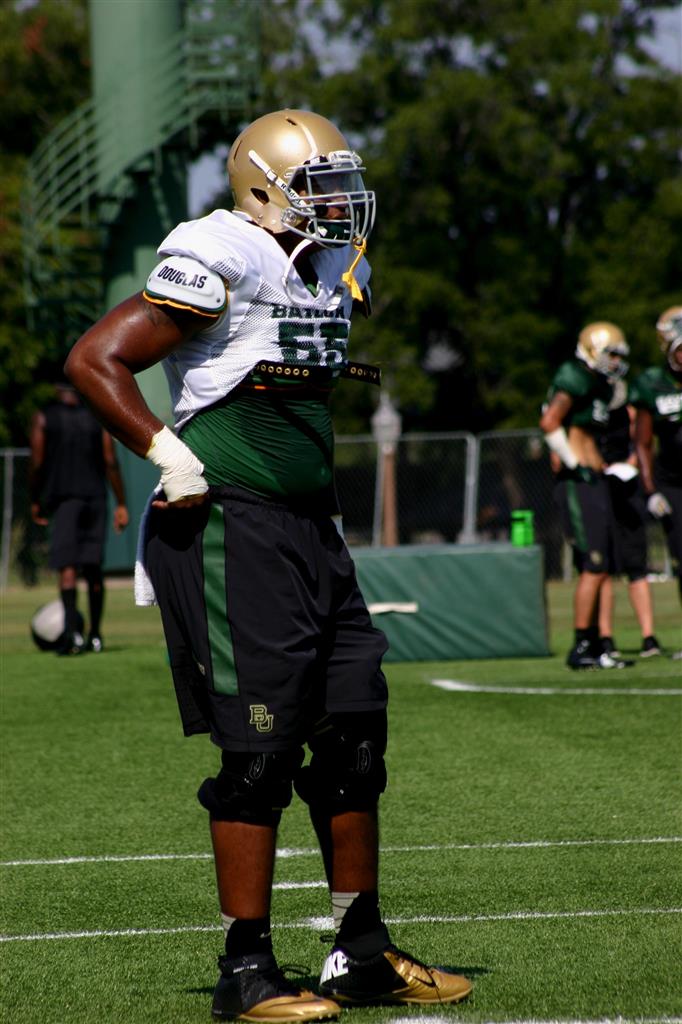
left=22, top=0, right=259, bottom=344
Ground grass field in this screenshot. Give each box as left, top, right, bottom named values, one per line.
left=1, top=577, right=681, bottom=1024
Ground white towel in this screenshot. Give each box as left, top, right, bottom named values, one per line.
left=133, top=489, right=160, bottom=606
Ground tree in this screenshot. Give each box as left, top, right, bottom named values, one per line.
left=0, top=0, right=90, bottom=445
left=260, top=0, right=682, bottom=431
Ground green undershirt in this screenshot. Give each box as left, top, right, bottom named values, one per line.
left=181, top=387, right=335, bottom=499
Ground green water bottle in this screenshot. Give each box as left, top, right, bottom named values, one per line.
left=511, top=509, right=534, bottom=546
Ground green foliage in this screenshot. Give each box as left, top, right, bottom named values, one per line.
left=0, top=0, right=89, bottom=445
left=2, top=0, right=681, bottom=441
left=262, top=0, right=682, bottom=429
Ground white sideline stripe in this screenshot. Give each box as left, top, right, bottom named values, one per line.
left=2, top=906, right=680, bottom=944
left=2, top=835, right=680, bottom=868
left=392, top=1020, right=682, bottom=1024
left=391, top=1019, right=682, bottom=1024
left=431, top=679, right=682, bottom=696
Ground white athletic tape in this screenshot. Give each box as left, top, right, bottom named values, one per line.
left=145, top=426, right=208, bottom=503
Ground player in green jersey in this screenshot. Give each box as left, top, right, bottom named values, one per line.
left=540, top=322, right=631, bottom=670
left=631, top=306, right=682, bottom=658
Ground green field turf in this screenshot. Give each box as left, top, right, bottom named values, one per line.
left=1, top=578, right=681, bottom=1023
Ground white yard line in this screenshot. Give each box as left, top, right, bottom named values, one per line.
left=431, top=679, right=682, bottom=696
left=390, top=1019, right=682, bottom=1024
left=2, top=906, right=680, bottom=944
left=2, top=835, right=680, bottom=868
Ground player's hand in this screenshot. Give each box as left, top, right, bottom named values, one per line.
left=113, top=504, right=130, bottom=533
left=575, top=465, right=599, bottom=485
left=647, top=491, right=672, bottom=519
left=152, top=491, right=210, bottom=511
left=31, top=502, right=48, bottom=526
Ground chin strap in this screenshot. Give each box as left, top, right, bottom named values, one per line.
left=342, top=238, right=367, bottom=301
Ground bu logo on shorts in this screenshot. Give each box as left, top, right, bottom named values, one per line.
left=249, top=704, right=274, bottom=732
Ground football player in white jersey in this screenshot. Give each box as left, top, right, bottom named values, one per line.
left=65, top=110, right=471, bottom=1022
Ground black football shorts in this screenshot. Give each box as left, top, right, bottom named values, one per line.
left=554, top=474, right=616, bottom=574
left=145, top=485, right=389, bottom=752
left=607, top=477, right=648, bottom=581
left=49, top=497, right=106, bottom=570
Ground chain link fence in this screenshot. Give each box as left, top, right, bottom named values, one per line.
left=1, top=431, right=673, bottom=588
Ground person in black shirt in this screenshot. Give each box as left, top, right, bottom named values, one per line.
left=29, top=382, right=129, bottom=654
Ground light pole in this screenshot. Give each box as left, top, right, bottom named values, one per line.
left=371, top=392, right=402, bottom=547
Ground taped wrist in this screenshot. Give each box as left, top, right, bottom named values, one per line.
left=544, top=427, right=578, bottom=469
left=145, top=426, right=208, bottom=502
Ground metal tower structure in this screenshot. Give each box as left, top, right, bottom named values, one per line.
left=21, top=0, right=260, bottom=568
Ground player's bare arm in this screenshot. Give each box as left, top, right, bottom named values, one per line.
left=28, top=410, right=48, bottom=525
left=634, top=406, right=656, bottom=496
left=65, top=294, right=202, bottom=455
left=66, top=294, right=211, bottom=509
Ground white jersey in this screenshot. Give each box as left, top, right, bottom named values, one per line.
left=148, top=210, right=371, bottom=429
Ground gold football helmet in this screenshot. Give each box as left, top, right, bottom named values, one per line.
left=656, top=305, right=682, bottom=371
left=576, top=322, right=629, bottom=379
left=227, top=109, right=375, bottom=247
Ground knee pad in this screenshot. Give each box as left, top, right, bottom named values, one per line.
left=295, top=711, right=388, bottom=814
left=198, top=748, right=304, bottom=826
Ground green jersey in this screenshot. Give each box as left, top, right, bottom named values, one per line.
left=629, top=366, right=682, bottom=486
left=546, top=359, right=613, bottom=433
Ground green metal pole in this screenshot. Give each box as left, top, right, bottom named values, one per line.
left=89, top=0, right=188, bottom=426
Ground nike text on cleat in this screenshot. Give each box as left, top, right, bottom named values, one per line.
left=212, top=951, right=340, bottom=1022
left=318, top=943, right=472, bottom=1006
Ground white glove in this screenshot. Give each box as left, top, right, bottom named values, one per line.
left=145, top=426, right=208, bottom=503
left=647, top=492, right=672, bottom=519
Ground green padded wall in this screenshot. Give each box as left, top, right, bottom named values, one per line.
left=352, top=543, right=549, bottom=661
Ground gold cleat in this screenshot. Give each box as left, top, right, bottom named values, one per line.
left=319, top=943, right=472, bottom=1005
left=212, top=953, right=341, bottom=1021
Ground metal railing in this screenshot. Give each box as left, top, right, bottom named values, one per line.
left=2, top=432, right=673, bottom=589
left=22, top=0, right=259, bottom=338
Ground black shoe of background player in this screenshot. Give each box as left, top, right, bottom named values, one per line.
left=56, top=631, right=85, bottom=656
left=319, top=942, right=472, bottom=1006
left=640, top=635, right=662, bottom=658
left=86, top=634, right=104, bottom=653
left=566, top=638, right=600, bottom=670
left=600, top=636, right=621, bottom=658
left=212, top=951, right=340, bottom=1021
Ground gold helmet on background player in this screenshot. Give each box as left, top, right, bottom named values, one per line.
left=656, top=305, right=682, bottom=373
left=576, top=322, right=629, bottom=380
left=227, top=109, right=375, bottom=248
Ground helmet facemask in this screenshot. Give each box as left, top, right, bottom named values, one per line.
left=249, top=148, right=375, bottom=247
left=656, top=307, right=682, bottom=373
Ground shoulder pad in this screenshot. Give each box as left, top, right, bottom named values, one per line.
left=144, top=256, right=227, bottom=316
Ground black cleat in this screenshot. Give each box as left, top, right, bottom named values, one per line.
left=640, top=635, right=661, bottom=658
left=319, top=943, right=472, bottom=1006
left=212, top=952, right=340, bottom=1022
left=566, top=638, right=600, bottom=670
left=56, top=631, right=85, bottom=656
left=86, top=634, right=104, bottom=653
left=600, top=636, right=621, bottom=658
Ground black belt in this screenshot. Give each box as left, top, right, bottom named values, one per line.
left=249, top=360, right=381, bottom=386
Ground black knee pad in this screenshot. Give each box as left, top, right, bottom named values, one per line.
left=198, top=748, right=304, bottom=826
left=295, top=710, right=388, bottom=814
